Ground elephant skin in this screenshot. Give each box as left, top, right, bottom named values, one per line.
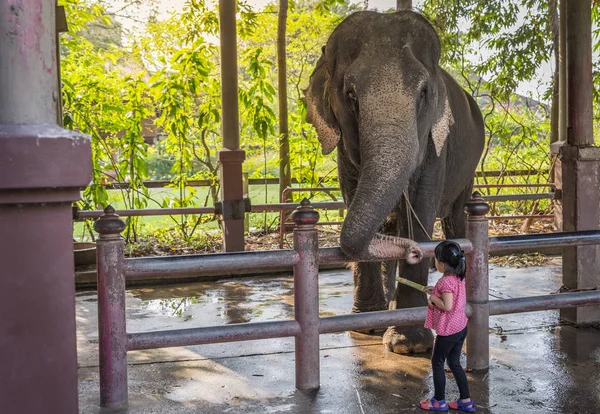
left=305, top=11, right=485, bottom=353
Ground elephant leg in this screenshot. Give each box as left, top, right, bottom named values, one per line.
left=350, top=261, right=388, bottom=335
left=351, top=211, right=398, bottom=335
left=381, top=210, right=400, bottom=305
left=383, top=260, right=434, bottom=353
left=441, top=184, right=473, bottom=240
left=383, top=172, right=442, bottom=354
left=351, top=262, right=388, bottom=313
left=382, top=260, right=398, bottom=306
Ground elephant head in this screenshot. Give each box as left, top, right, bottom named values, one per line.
left=306, top=11, right=452, bottom=261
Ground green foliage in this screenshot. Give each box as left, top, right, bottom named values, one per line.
left=422, top=0, right=557, bottom=220
left=422, top=0, right=553, bottom=101
left=61, top=0, right=151, bottom=241
left=66, top=0, right=591, bottom=247
left=245, top=3, right=341, bottom=186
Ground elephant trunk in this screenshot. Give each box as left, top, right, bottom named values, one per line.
left=340, top=110, right=421, bottom=263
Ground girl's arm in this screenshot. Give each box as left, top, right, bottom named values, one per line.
left=429, top=292, right=454, bottom=312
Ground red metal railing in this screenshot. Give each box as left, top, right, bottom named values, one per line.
left=73, top=185, right=557, bottom=254
left=92, top=193, right=600, bottom=408
left=276, top=186, right=557, bottom=248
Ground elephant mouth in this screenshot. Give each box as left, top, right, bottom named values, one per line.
left=360, top=233, right=423, bottom=264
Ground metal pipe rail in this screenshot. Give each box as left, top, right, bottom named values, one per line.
left=96, top=170, right=549, bottom=190
left=489, top=290, right=600, bottom=315
left=77, top=206, right=215, bottom=219
left=123, top=240, right=474, bottom=280
left=73, top=201, right=346, bottom=220
left=92, top=194, right=600, bottom=409
left=489, top=230, right=600, bottom=253
left=276, top=193, right=555, bottom=248
left=74, top=193, right=553, bottom=221
left=128, top=320, right=301, bottom=351
left=125, top=249, right=299, bottom=279
left=283, top=214, right=555, bottom=225
left=125, top=289, right=600, bottom=351
left=483, top=192, right=554, bottom=202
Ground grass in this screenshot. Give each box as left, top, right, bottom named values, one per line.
left=74, top=176, right=551, bottom=242
left=73, top=183, right=344, bottom=241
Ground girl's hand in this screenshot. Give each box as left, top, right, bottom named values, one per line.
left=424, top=286, right=434, bottom=294
left=427, top=295, right=435, bottom=307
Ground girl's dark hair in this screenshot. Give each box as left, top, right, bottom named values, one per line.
left=434, top=240, right=466, bottom=280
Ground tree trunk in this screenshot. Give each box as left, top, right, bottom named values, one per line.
left=549, top=0, right=560, bottom=149
left=558, top=0, right=567, bottom=143
left=396, top=0, right=411, bottom=10
left=523, top=0, right=559, bottom=234
left=278, top=0, right=292, bottom=202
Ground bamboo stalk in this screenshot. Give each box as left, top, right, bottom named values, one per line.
left=396, top=277, right=428, bottom=293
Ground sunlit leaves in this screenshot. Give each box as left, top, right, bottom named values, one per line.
left=423, top=0, right=552, bottom=102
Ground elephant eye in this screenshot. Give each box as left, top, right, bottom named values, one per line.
left=347, top=90, right=357, bottom=101
left=418, top=86, right=428, bottom=112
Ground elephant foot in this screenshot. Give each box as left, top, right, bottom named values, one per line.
left=383, top=325, right=434, bottom=354
left=351, top=301, right=388, bottom=335
left=351, top=327, right=388, bottom=336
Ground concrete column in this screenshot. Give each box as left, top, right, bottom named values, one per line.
left=218, top=0, right=246, bottom=251
left=292, top=199, right=321, bottom=390
left=95, top=207, right=128, bottom=408
left=218, top=149, right=246, bottom=251
left=0, top=1, right=91, bottom=413
left=396, top=0, right=411, bottom=10
left=552, top=0, right=568, bottom=232
left=566, top=1, right=593, bottom=147
left=559, top=0, right=600, bottom=324
left=464, top=192, right=490, bottom=371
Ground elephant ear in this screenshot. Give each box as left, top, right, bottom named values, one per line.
left=430, top=81, right=455, bottom=157
left=304, top=53, right=341, bottom=155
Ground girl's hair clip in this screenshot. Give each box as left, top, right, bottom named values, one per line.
left=461, top=256, right=466, bottom=262
left=452, top=251, right=457, bottom=257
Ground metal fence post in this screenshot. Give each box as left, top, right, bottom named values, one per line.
left=292, top=198, right=321, bottom=390
left=94, top=206, right=128, bottom=407
left=464, top=192, right=490, bottom=371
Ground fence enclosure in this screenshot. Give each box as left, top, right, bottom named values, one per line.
left=93, top=193, right=600, bottom=408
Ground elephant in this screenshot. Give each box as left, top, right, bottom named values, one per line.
left=305, top=10, right=485, bottom=353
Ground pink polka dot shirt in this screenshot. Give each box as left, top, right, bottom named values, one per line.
left=424, top=274, right=468, bottom=336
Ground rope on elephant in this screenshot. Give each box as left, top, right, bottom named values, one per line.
left=403, top=189, right=433, bottom=241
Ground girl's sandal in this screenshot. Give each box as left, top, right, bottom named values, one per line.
left=418, top=397, right=449, bottom=412
left=449, top=399, right=476, bottom=412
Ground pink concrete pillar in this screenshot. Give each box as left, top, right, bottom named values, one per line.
left=0, top=1, right=91, bottom=413
left=95, top=207, right=128, bottom=408
left=464, top=192, right=490, bottom=371
left=560, top=0, right=600, bottom=324
left=218, top=0, right=246, bottom=252
left=292, top=199, right=321, bottom=390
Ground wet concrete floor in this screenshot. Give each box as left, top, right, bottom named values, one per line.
left=77, top=259, right=600, bottom=413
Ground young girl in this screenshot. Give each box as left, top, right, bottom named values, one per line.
left=418, top=241, right=475, bottom=412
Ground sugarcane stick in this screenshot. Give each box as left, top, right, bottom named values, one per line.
left=396, top=277, right=428, bottom=293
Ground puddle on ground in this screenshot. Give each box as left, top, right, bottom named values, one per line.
left=129, top=271, right=355, bottom=326
left=125, top=263, right=563, bottom=331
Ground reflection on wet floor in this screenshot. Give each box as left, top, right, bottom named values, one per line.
left=77, top=260, right=600, bottom=413
left=129, top=272, right=353, bottom=326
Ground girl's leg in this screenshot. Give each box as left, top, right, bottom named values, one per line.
left=431, top=335, right=453, bottom=401
left=446, top=327, right=470, bottom=400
